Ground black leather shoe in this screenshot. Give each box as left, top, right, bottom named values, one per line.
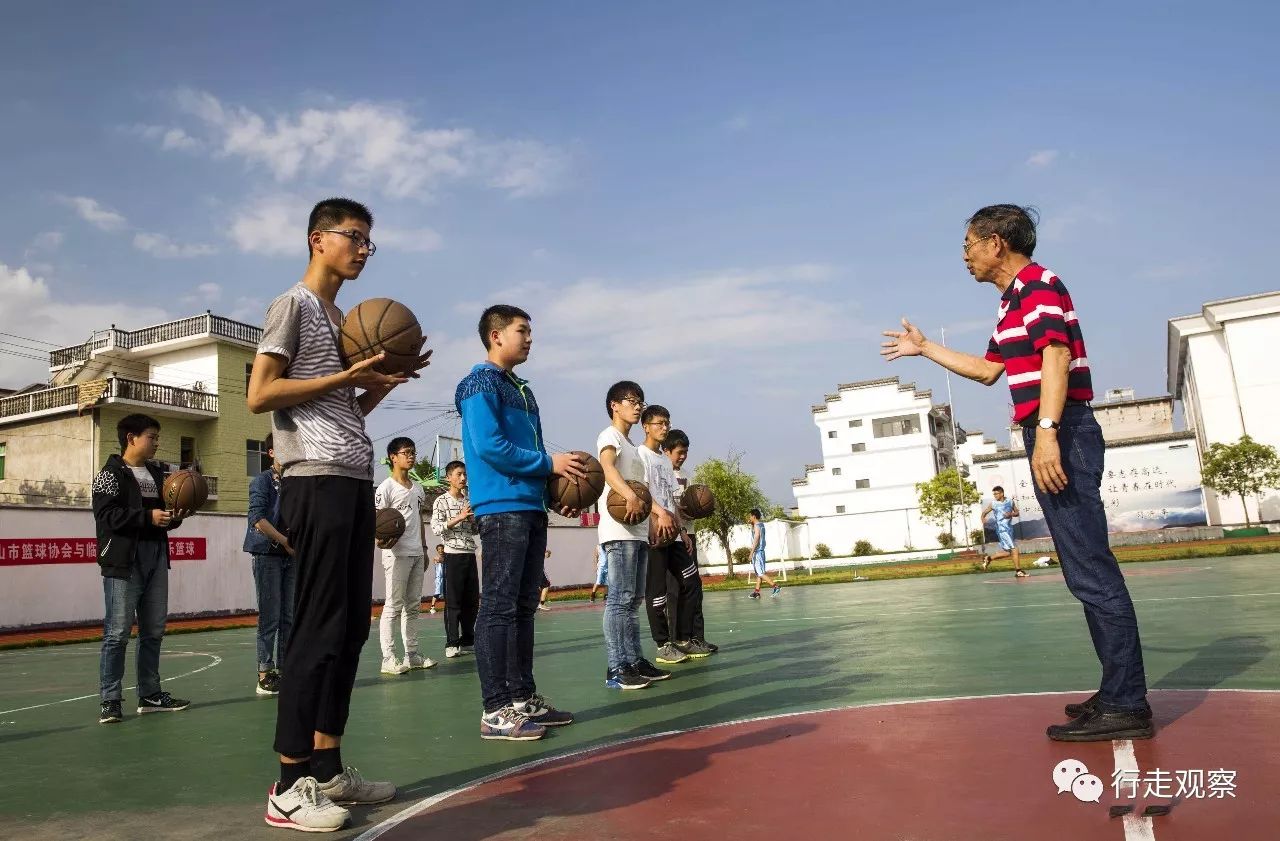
left=1064, top=692, right=1153, bottom=720
left=1047, top=708, right=1154, bottom=742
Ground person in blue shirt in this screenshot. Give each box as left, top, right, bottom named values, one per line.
left=980, top=485, right=1025, bottom=578
left=243, top=433, right=295, bottom=695
left=455, top=304, right=586, bottom=742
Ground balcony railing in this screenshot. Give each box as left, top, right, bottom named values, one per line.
left=49, top=314, right=263, bottom=368
left=0, top=377, right=218, bottom=421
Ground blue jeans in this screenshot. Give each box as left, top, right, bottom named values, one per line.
left=1023, top=404, right=1149, bottom=711
left=474, top=510, right=547, bottom=713
left=99, top=540, right=168, bottom=702
left=603, top=540, right=647, bottom=671
left=252, top=553, right=295, bottom=672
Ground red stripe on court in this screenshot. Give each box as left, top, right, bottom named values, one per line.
left=372, top=690, right=1277, bottom=841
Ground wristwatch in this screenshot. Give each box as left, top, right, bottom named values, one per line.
left=1038, top=417, right=1060, bottom=430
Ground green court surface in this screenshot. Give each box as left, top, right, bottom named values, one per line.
left=1, top=555, right=1277, bottom=840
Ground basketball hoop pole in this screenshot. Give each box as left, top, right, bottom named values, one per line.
left=940, top=327, right=971, bottom=549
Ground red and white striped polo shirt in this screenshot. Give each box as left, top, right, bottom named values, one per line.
left=984, top=263, right=1093, bottom=423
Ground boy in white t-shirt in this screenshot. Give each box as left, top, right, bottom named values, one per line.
left=597, top=381, right=669, bottom=690
left=374, top=437, right=434, bottom=674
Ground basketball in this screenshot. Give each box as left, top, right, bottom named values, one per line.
left=375, top=507, right=406, bottom=542
left=679, top=484, right=716, bottom=520
left=606, top=480, right=652, bottom=522
left=547, top=451, right=605, bottom=511
left=162, top=469, right=209, bottom=512
left=340, top=298, right=424, bottom=376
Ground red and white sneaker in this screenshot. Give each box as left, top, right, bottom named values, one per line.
left=264, top=777, right=349, bottom=832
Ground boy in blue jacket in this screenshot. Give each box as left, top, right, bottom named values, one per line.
left=455, top=304, right=586, bottom=741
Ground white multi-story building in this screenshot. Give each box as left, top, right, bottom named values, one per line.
left=1167, top=291, right=1280, bottom=525
left=791, top=376, right=962, bottom=551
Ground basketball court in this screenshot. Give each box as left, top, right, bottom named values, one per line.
left=2, top=555, right=1276, bottom=840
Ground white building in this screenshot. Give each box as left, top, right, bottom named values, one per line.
left=791, top=376, right=961, bottom=552
left=1167, top=291, right=1280, bottom=524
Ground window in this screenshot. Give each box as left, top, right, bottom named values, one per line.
left=246, top=438, right=270, bottom=476
left=855, top=479, right=870, bottom=489
left=0, top=442, right=5, bottom=479
left=851, top=443, right=866, bottom=452
left=848, top=419, right=862, bottom=427
left=245, top=362, right=253, bottom=392
left=827, top=430, right=838, bottom=439
left=873, top=414, right=922, bottom=438
left=836, top=505, right=846, bottom=514
left=832, top=468, right=842, bottom=476
left=180, top=437, right=195, bottom=470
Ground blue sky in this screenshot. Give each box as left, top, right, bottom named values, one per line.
left=2, top=2, right=1277, bottom=502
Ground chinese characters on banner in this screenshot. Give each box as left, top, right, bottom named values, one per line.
left=0, top=538, right=207, bottom=566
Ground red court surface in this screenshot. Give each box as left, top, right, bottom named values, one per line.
left=366, top=689, right=1276, bottom=841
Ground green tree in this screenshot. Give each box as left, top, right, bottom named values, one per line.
left=691, top=452, right=770, bottom=576
left=916, top=467, right=980, bottom=545
left=1200, top=434, right=1280, bottom=526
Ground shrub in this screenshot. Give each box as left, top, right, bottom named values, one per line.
left=970, top=529, right=986, bottom=545
left=853, top=540, right=876, bottom=556
left=732, top=547, right=752, bottom=566
left=937, top=532, right=957, bottom=548
left=814, top=543, right=833, bottom=559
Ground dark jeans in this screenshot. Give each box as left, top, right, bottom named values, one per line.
left=274, top=476, right=374, bottom=758
left=603, top=540, right=647, bottom=670
left=474, top=510, right=547, bottom=713
left=252, top=553, right=295, bottom=673
left=99, top=540, right=168, bottom=702
left=646, top=541, right=700, bottom=645
left=444, top=552, right=480, bottom=648
left=1023, top=404, right=1149, bottom=711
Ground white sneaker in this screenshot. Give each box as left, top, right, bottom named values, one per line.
left=537, top=603, right=551, bottom=612
left=317, top=766, right=396, bottom=806
left=429, top=607, right=437, bottom=614
left=380, top=657, right=408, bottom=675
left=406, top=653, right=436, bottom=670
left=264, top=777, right=349, bottom=832
left=444, top=646, right=461, bottom=658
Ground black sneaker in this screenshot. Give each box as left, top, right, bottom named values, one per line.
left=1047, top=708, right=1154, bottom=742
left=631, top=658, right=671, bottom=682
left=1064, top=691, right=1152, bottom=720
left=256, top=671, right=280, bottom=696
left=137, top=691, right=191, bottom=714
left=605, top=667, right=651, bottom=690
left=749, top=590, right=761, bottom=600
left=99, top=700, right=123, bottom=724
left=695, top=638, right=719, bottom=653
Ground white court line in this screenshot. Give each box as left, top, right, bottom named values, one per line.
left=353, top=688, right=1279, bottom=841
left=0, top=650, right=222, bottom=716
left=1113, top=740, right=1157, bottom=840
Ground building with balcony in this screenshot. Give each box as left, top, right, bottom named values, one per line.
left=1168, top=291, right=1280, bottom=525
left=790, top=376, right=965, bottom=551
left=0, top=313, right=270, bottom=512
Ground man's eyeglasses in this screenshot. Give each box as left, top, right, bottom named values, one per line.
left=645, top=419, right=670, bottom=427
left=393, top=449, right=416, bottom=458
left=320, top=229, right=377, bottom=255
left=963, top=234, right=994, bottom=255
left=619, top=396, right=646, bottom=410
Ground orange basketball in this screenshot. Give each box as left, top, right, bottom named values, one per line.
left=162, top=469, right=209, bottom=512
left=340, top=298, right=425, bottom=376
left=547, top=452, right=606, bottom=511
left=606, top=480, right=652, bottom=522
left=679, top=484, right=717, bottom=520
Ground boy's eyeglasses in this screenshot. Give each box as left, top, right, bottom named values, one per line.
left=619, top=397, right=646, bottom=409
left=320, top=229, right=377, bottom=255
left=393, top=450, right=416, bottom=457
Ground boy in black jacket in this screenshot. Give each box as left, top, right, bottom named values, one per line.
left=94, top=413, right=191, bottom=724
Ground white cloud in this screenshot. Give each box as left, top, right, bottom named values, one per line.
left=377, top=226, right=444, bottom=253
left=1025, top=149, right=1060, bottom=168
left=158, top=89, right=567, bottom=200
left=133, top=232, right=217, bottom=259
left=58, top=195, right=127, bottom=231
left=132, top=124, right=201, bottom=151
left=0, top=263, right=169, bottom=384
left=724, top=114, right=751, bottom=132
left=30, top=231, right=65, bottom=252
left=228, top=194, right=307, bottom=257
left=230, top=296, right=266, bottom=322
left=181, top=282, right=222, bottom=306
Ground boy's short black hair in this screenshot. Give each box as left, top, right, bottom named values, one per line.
left=749, top=507, right=763, bottom=520
left=387, top=436, right=416, bottom=457
left=641, top=405, right=670, bottom=425
left=478, top=304, right=532, bottom=349
left=117, top=413, right=160, bottom=451
left=444, top=460, right=465, bottom=475
left=992, top=485, right=1004, bottom=493
left=605, top=381, right=644, bottom=419
left=664, top=429, right=690, bottom=450
left=308, top=197, right=373, bottom=256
